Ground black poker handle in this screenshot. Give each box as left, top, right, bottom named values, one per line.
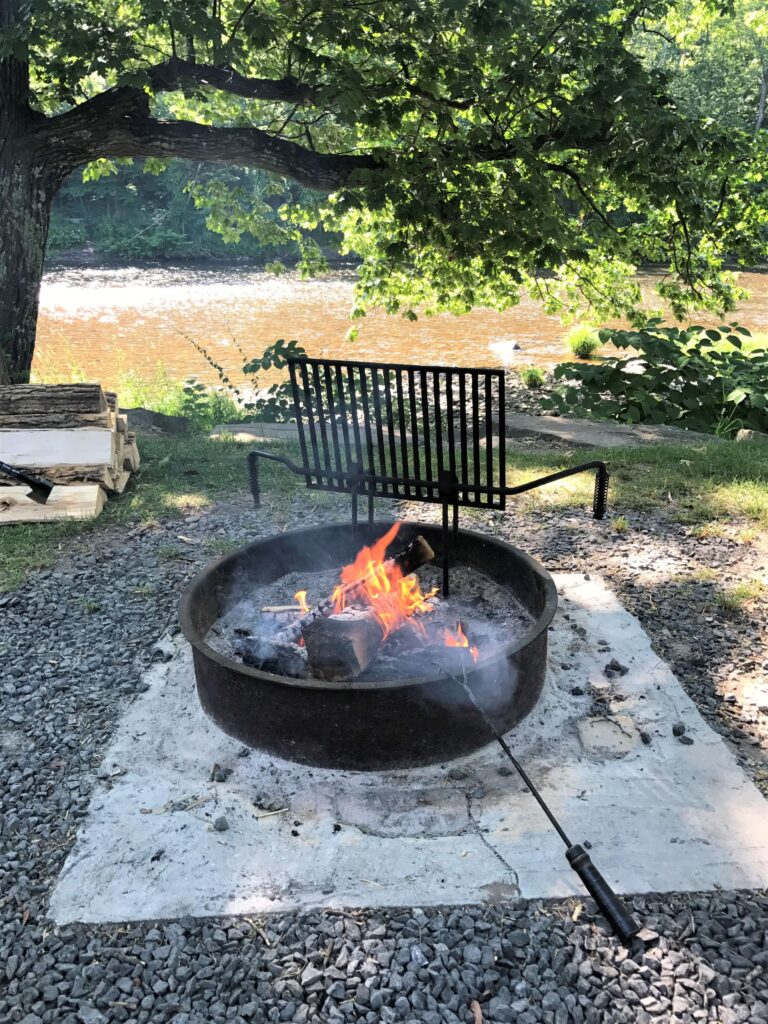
left=567, top=844, right=639, bottom=944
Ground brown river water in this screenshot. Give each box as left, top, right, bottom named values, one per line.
left=34, top=264, right=768, bottom=391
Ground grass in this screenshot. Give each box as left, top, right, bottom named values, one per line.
left=0, top=435, right=276, bottom=591
left=564, top=324, right=602, bottom=359
left=714, top=579, right=765, bottom=613
left=1, top=434, right=767, bottom=592
left=518, top=366, right=546, bottom=390
left=503, top=441, right=768, bottom=526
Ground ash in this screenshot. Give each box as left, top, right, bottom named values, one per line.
left=205, top=562, right=534, bottom=681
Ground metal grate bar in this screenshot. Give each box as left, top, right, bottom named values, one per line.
left=312, top=361, right=333, bottom=488
left=485, top=371, right=494, bottom=503
left=322, top=362, right=344, bottom=484
left=395, top=369, right=411, bottom=499
left=458, top=372, right=468, bottom=503
left=408, top=370, right=422, bottom=500
left=383, top=369, right=400, bottom=497
left=420, top=369, right=434, bottom=502
left=370, top=366, right=389, bottom=496
left=298, top=359, right=321, bottom=487
left=359, top=365, right=377, bottom=484
left=446, top=370, right=457, bottom=488
left=433, top=368, right=445, bottom=480
left=289, top=360, right=313, bottom=486
left=472, top=371, right=481, bottom=503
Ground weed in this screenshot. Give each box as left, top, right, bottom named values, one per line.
left=518, top=366, right=545, bottom=390
left=691, top=521, right=728, bottom=539
left=689, top=567, right=718, bottom=583
left=158, top=545, right=185, bottom=560
left=206, top=537, right=240, bottom=556
left=714, top=579, right=765, bottom=612
left=611, top=515, right=629, bottom=533
left=564, top=325, right=601, bottom=359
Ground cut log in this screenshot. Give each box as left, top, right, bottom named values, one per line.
left=0, top=384, right=108, bottom=416
left=237, top=636, right=309, bottom=678
left=110, top=470, right=131, bottom=495
left=0, top=410, right=112, bottom=430
left=123, top=440, right=140, bottom=472
left=0, top=484, right=106, bottom=523
left=2, top=463, right=117, bottom=489
left=0, top=428, right=115, bottom=468
left=302, top=607, right=385, bottom=680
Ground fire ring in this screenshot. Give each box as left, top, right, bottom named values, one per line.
left=179, top=521, right=557, bottom=770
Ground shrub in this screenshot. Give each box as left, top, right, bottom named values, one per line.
left=540, top=322, right=768, bottom=437
left=518, top=366, right=545, bottom=389
left=565, top=325, right=601, bottom=359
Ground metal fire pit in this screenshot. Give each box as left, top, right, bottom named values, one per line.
left=179, top=521, right=557, bottom=770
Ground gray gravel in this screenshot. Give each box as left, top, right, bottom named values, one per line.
left=2, top=475, right=767, bottom=1023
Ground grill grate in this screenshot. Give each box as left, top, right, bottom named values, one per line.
left=288, top=357, right=507, bottom=508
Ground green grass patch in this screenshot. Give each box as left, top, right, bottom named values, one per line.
left=0, top=435, right=300, bottom=592
left=2, top=435, right=767, bottom=593
left=503, top=441, right=768, bottom=525
left=714, top=579, right=765, bottom=613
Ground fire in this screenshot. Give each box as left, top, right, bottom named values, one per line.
left=443, top=623, right=479, bottom=662
left=293, top=590, right=310, bottom=613
left=331, top=523, right=438, bottom=640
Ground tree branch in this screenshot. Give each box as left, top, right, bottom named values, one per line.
left=146, top=57, right=320, bottom=106
left=96, top=111, right=380, bottom=190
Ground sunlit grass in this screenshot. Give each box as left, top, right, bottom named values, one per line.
left=714, top=579, right=765, bottom=613
left=503, top=442, right=768, bottom=526
left=2, top=435, right=767, bottom=592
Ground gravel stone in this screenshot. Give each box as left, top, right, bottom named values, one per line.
left=1, top=482, right=767, bottom=1024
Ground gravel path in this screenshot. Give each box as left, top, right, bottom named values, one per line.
left=2, top=479, right=767, bottom=1024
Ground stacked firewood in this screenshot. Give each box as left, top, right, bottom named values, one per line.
left=0, top=383, right=139, bottom=495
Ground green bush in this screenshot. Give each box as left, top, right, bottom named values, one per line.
left=565, top=325, right=601, bottom=359
left=518, top=366, right=546, bottom=389
left=541, top=322, right=768, bottom=437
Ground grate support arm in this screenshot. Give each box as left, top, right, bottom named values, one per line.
left=505, top=461, right=609, bottom=520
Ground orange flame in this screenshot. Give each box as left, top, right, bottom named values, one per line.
left=443, top=623, right=479, bottom=662
left=331, top=523, right=438, bottom=640
left=293, top=590, right=310, bottom=613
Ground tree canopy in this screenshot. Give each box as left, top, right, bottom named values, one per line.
left=2, top=0, right=768, bottom=381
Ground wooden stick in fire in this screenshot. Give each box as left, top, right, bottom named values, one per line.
left=273, top=533, right=435, bottom=645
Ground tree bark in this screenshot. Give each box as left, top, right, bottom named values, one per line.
left=0, top=141, right=57, bottom=383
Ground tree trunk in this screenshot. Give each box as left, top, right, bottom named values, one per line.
left=0, top=144, right=55, bottom=383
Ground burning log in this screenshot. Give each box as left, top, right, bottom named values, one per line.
left=237, top=528, right=435, bottom=677
left=302, top=607, right=385, bottom=680
left=274, top=531, right=434, bottom=646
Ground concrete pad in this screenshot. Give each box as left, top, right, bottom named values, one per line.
left=211, top=415, right=720, bottom=450
left=50, top=575, right=768, bottom=924
left=500, top=413, right=721, bottom=449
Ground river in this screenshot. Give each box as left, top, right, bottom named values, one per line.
left=34, top=264, right=768, bottom=391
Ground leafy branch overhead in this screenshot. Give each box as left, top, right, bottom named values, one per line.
left=2, top=1, right=768, bottom=382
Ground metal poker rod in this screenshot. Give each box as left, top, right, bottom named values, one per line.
left=442, top=661, right=640, bottom=944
